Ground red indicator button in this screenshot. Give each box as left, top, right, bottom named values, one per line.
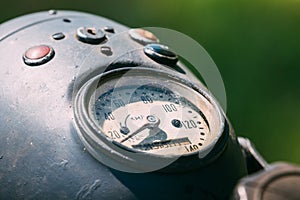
left=23, top=45, right=55, bottom=66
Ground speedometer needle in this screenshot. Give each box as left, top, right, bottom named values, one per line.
left=120, top=115, right=160, bottom=143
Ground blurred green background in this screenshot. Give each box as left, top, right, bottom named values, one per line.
left=1, top=0, right=300, bottom=164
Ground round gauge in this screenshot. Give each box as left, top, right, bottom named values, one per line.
left=74, top=68, right=225, bottom=172
left=94, top=84, right=211, bottom=156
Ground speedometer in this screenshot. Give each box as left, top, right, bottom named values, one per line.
left=74, top=67, right=226, bottom=172
left=94, top=84, right=211, bottom=156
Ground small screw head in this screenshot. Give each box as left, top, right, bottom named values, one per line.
left=100, top=46, right=113, bottom=56
left=52, top=32, right=65, bottom=40
left=48, top=10, right=57, bottom=15
left=147, top=115, right=157, bottom=123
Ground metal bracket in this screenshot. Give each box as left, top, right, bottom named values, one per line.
left=238, top=137, right=269, bottom=174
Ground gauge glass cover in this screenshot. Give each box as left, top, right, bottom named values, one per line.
left=86, top=69, right=224, bottom=158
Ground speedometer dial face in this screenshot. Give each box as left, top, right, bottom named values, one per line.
left=87, top=70, right=223, bottom=157
left=94, top=85, right=210, bottom=156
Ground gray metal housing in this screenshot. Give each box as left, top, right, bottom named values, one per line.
left=0, top=10, right=247, bottom=199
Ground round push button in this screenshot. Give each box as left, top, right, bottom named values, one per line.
left=144, top=44, right=178, bottom=65
left=23, top=45, right=55, bottom=66
left=129, top=28, right=159, bottom=44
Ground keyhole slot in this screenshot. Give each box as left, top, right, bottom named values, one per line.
left=87, top=28, right=96, bottom=35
